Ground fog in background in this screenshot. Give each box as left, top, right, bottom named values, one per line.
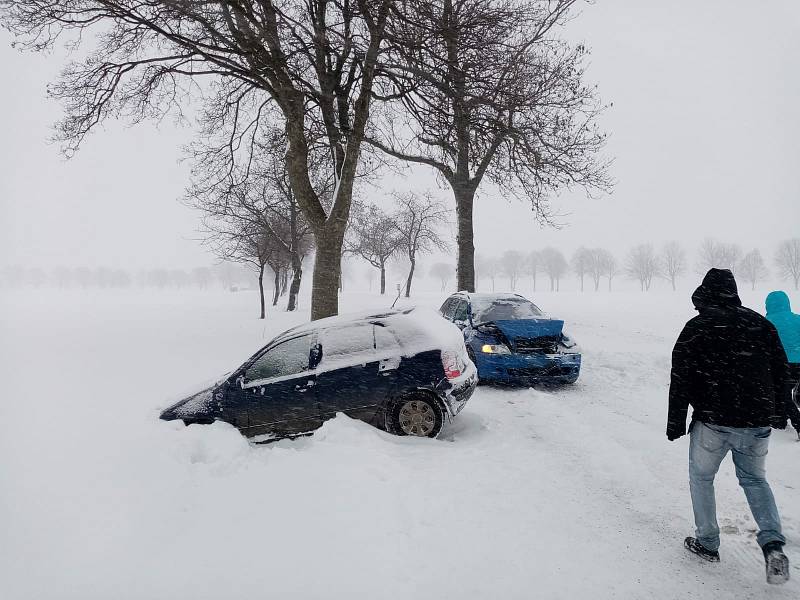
left=1, top=0, right=798, bottom=280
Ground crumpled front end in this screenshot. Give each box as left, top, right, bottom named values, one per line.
left=468, top=318, right=581, bottom=384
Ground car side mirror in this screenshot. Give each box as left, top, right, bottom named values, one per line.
left=236, top=374, right=245, bottom=389
left=309, top=343, right=323, bottom=369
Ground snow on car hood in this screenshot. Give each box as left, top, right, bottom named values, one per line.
left=490, top=318, right=564, bottom=340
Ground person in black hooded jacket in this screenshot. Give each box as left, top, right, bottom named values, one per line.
left=667, top=268, right=791, bottom=584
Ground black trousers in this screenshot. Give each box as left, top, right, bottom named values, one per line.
left=789, top=363, right=800, bottom=430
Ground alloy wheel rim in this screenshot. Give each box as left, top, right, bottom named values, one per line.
left=398, top=399, right=436, bottom=436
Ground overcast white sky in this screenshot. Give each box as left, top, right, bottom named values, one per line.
left=1, top=0, right=798, bottom=270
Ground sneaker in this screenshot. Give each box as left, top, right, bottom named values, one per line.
left=684, top=537, right=720, bottom=562
left=763, top=541, right=790, bottom=585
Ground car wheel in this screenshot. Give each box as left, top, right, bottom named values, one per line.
left=390, top=394, right=443, bottom=438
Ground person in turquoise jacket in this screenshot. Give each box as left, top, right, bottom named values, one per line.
left=766, top=291, right=800, bottom=435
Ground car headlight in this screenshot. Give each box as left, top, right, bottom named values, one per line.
left=481, top=343, right=511, bottom=354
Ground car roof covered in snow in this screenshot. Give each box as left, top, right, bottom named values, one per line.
left=271, top=306, right=465, bottom=354
left=452, top=292, right=528, bottom=303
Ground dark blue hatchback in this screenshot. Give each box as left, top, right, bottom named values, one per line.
left=160, top=308, right=477, bottom=440
left=439, top=292, right=581, bottom=385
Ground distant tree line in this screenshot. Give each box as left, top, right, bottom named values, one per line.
left=454, top=237, right=800, bottom=294
left=0, top=263, right=257, bottom=291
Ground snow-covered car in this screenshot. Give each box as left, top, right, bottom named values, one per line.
left=160, top=307, right=477, bottom=440
left=439, top=292, right=581, bottom=385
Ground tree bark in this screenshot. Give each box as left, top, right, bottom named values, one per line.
left=454, top=185, right=476, bottom=292
left=405, top=256, right=416, bottom=298
left=272, top=268, right=280, bottom=306
left=311, top=234, right=343, bottom=320
left=258, top=264, right=266, bottom=320
left=380, top=263, right=386, bottom=295
left=287, top=255, right=302, bottom=312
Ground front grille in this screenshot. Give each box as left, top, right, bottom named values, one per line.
left=508, top=366, right=575, bottom=378
left=514, top=336, right=559, bottom=354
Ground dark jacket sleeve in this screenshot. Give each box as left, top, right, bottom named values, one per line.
left=667, top=323, right=695, bottom=440
left=766, top=322, right=790, bottom=429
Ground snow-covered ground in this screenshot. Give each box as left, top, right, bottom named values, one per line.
left=2, top=287, right=798, bottom=599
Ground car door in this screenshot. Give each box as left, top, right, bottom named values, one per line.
left=314, top=324, right=395, bottom=423
left=237, top=333, right=322, bottom=439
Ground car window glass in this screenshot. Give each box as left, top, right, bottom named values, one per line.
left=472, top=298, right=543, bottom=323
left=245, top=335, right=311, bottom=382
left=439, top=298, right=455, bottom=319
left=374, top=325, right=401, bottom=353
left=452, top=300, right=468, bottom=322
left=320, top=325, right=375, bottom=363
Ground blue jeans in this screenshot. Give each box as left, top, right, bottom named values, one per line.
left=689, top=421, right=785, bottom=551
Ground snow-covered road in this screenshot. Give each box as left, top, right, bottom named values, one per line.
left=2, top=289, right=798, bottom=599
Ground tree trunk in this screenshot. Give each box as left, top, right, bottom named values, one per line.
left=580, top=275, right=584, bottom=292
left=380, top=263, right=386, bottom=295
left=272, top=268, right=280, bottom=306
left=405, top=256, right=416, bottom=298
left=311, top=235, right=342, bottom=320
left=671, top=276, right=676, bottom=291
left=286, top=255, right=302, bottom=312
left=258, top=264, right=266, bottom=320
left=454, top=185, right=476, bottom=292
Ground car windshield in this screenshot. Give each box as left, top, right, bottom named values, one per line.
left=471, top=297, right=543, bottom=323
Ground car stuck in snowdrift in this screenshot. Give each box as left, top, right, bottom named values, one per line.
left=439, top=292, right=581, bottom=385
left=160, top=307, right=477, bottom=440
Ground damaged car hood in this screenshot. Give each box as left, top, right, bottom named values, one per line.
left=488, top=318, right=564, bottom=341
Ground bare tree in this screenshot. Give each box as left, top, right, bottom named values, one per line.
left=601, top=251, right=619, bottom=291
left=541, top=247, right=568, bottom=291
left=188, top=134, right=315, bottom=313
left=587, top=248, right=613, bottom=291
left=475, top=255, right=501, bottom=292
left=346, top=203, right=403, bottom=295
left=626, top=244, right=660, bottom=291
left=393, top=192, right=450, bottom=297
left=571, top=247, right=592, bottom=292
left=500, top=250, right=525, bottom=291
left=719, top=243, right=742, bottom=275
left=368, top=0, right=609, bottom=292
left=527, top=251, right=541, bottom=292
left=2, top=0, right=400, bottom=320
left=775, top=239, right=800, bottom=290
left=696, top=238, right=740, bottom=275
left=430, top=262, right=454, bottom=292
left=661, top=241, right=687, bottom=291
left=739, top=249, right=769, bottom=291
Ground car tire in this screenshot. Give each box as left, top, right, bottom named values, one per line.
left=389, top=393, right=444, bottom=438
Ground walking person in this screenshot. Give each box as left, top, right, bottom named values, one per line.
left=766, top=290, right=800, bottom=438
left=666, top=269, right=791, bottom=585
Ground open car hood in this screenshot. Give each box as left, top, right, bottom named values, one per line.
left=489, top=318, right=564, bottom=341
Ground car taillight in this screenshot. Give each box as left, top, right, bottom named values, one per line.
left=442, top=350, right=463, bottom=380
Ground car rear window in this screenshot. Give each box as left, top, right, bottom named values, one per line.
left=471, top=297, right=543, bottom=323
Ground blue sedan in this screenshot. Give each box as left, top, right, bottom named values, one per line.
left=439, top=292, right=581, bottom=385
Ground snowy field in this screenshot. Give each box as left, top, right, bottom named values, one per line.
left=2, top=287, right=799, bottom=600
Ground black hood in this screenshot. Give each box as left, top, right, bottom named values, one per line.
left=691, top=268, right=742, bottom=312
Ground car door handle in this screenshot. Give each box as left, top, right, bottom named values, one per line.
left=294, top=379, right=315, bottom=392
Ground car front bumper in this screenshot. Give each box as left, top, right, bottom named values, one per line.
left=475, top=351, right=581, bottom=384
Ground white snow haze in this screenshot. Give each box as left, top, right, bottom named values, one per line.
left=2, top=1, right=800, bottom=600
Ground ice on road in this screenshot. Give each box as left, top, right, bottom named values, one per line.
left=1, top=290, right=797, bottom=599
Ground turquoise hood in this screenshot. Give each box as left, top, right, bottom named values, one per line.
left=766, top=291, right=800, bottom=363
